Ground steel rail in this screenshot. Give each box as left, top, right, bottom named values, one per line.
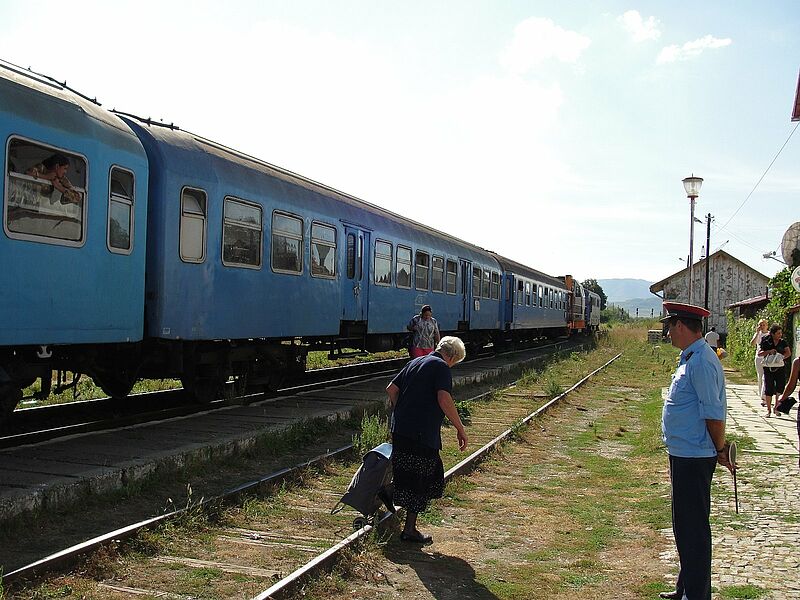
left=252, top=352, right=622, bottom=600
left=3, top=445, right=354, bottom=585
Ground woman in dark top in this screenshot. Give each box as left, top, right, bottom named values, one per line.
left=759, top=324, right=792, bottom=418
left=386, top=336, right=468, bottom=544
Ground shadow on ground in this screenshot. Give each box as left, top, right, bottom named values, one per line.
left=385, top=542, right=499, bottom=600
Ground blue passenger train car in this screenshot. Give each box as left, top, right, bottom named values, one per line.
left=119, top=117, right=505, bottom=398
left=492, top=254, right=569, bottom=342
left=0, top=61, right=148, bottom=415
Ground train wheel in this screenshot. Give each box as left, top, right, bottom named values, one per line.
left=0, top=384, right=22, bottom=428
left=92, top=370, right=137, bottom=399
left=181, top=375, right=226, bottom=404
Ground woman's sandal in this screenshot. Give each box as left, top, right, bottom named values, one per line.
left=400, top=531, right=433, bottom=544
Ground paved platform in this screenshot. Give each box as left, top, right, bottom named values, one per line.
left=660, top=383, right=800, bottom=600
left=0, top=348, right=553, bottom=524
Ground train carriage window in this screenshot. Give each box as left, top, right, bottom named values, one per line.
left=538, top=285, right=543, bottom=307
left=222, top=197, right=262, bottom=268
left=396, top=245, right=411, bottom=288
left=180, top=187, right=207, bottom=262
left=346, top=234, right=355, bottom=278
left=5, top=138, right=87, bottom=245
left=490, top=271, right=500, bottom=300
left=446, top=259, right=457, bottom=294
left=525, top=282, right=531, bottom=306
left=472, top=267, right=481, bottom=298
left=550, top=289, right=554, bottom=309
left=482, top=269, right=490, bottom=299
left=271, top=211, right=303, bottom=274
left=311, top=222, right=336, bottom=278
left=517, top=280, right=524, bottom=305
left=415, top=251, right=429, bottom=290
left=374, top=240, right=392, bottom=285
left=431, top=256, right=444, bottom=292
left=108, top=167, right=134, bottom=253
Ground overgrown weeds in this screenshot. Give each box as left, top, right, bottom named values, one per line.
left=352, top=412, right=389, bottom=456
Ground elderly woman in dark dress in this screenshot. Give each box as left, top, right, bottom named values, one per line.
left=386, top=336, right=468, bottom=544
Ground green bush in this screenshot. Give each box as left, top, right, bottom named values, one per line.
left=726, top=311, right=757, bottom=379
left=726, top=266, right=800, bottom=377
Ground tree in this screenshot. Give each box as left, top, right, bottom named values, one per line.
left=581, top=278, right=608, bottom=310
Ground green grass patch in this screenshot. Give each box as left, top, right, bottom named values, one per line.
left=719, top=584, right=768, bottom=599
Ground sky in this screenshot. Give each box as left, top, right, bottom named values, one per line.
left=1, top=1, right=798, bottom=283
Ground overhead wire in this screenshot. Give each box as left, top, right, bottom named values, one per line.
left=717, top=121, right=799, bottom=232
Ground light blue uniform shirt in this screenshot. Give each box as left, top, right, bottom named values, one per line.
left=662, top=337, right=727, bottom=458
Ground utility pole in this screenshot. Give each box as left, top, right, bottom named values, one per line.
left=703, top=213, right=712, bottom=333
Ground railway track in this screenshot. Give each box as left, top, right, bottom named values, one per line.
left=3, top=341, right=611, bottom=597
left=0, top=357, right=411, bottom=449
left=1, top=340, right=569, bottom=450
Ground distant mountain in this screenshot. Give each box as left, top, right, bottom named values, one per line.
left=609, top=297, right=663, bottom=318
left=598, top=278, right=654, bottom=303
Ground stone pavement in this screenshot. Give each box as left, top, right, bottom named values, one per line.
left=660, top=383, right=800, bottom=600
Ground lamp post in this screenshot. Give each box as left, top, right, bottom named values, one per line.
left=683, top=175, right=703, bottom=304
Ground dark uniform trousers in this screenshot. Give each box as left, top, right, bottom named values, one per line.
left=669, top=455, right=718, bottom=600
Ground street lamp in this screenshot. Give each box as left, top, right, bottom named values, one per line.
left=683, top=174, right=703, bottom=304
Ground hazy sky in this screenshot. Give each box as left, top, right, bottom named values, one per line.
left=2, top=1, right=798, bottom=282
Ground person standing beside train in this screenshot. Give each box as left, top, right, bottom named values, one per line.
left=386, top=336, right=468, bottom=544
left=407, top=305, right=441, bottom=359
left=659, top=302, right=734, bottom=600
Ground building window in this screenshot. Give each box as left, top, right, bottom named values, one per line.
left=397, top=245, right=411, bottom=288
left=525, top=282, right=531, bottom=306
left=490, top=271, right=500, bottom=300
left=472, top=267, right=481, bottom=298
left=415, top=251, right=429, bottom=290
left=431, top=255, right=444, bottom=292
left=311, top=222, right=336, bottom=278
left=271, top=211, right=303, bottom=274
left=5, top=138, right=87, bottom=245
left=446, top=259, right=457, bottom=294
left=108, top=166, right=134, bottom=253
left=222, top=197, right=262, bottom=267
left=375, top=239, right=392, bottom=285
left=180, top=187, right=207, bottom=262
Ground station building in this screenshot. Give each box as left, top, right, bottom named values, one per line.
left=650, top=249, right=770, bottom=335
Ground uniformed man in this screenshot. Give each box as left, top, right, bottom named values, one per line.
left=659, top=302, right=735, bottom=600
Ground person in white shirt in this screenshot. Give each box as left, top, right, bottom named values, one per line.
left=704, top=327, right=720, bottom=351
left=751, top=319, right=769, bottom=406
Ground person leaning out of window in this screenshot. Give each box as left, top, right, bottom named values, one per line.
left=27, top=153, right=81, bottom=205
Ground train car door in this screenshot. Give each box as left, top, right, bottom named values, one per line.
left=459, top=259, right=472, bottom=329
left=342, top=225, right=370, bottom=322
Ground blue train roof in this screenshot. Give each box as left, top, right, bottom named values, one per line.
left=491, top=253, right=565, bottom=289
left=119, top=114, right=501, bottom=265
left=0, top=60, right=143, bottom=153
